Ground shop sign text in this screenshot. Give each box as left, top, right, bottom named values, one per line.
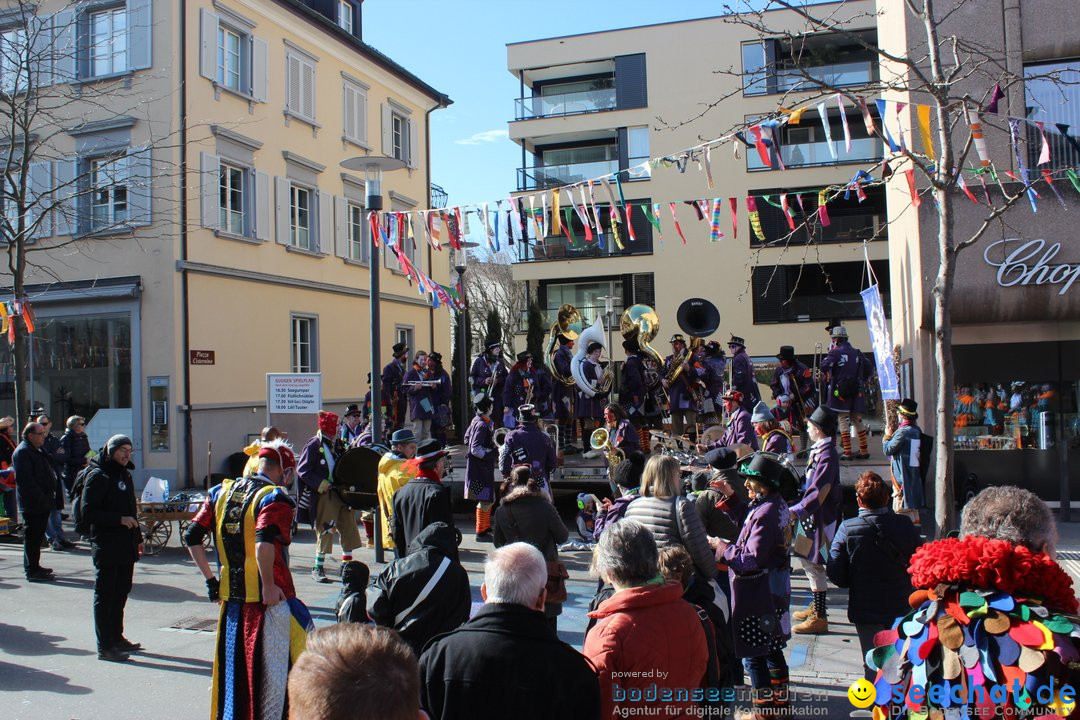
left=984, top=238, right=1080, bottom=295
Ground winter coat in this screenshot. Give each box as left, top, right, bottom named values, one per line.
left=623, top=495, right=717, bottom=580
left=585, top=582, right=710, bottom=719
left=470, top=354, right=507, bottom=421
left=381, top=358, right=408, bottom=428
left=619, top=353, right=648, bottom=417
left=391, top=469, right=453, bottom=555
left=789, top=436, right=842, bottom=564
left=499, top=424, right=556, bottom=484
left=464, top=413, right=496, bottom=502
left=405, top=365, right=436, bottom=421
left=552, top=344, right=575, bottom=421
left=502, top=365, right=537, bottom=415
left=820, top=340, right=872, bottom=414
left=60, top=429, right=91, bottom=490
left=533, top=366, right=555, bottom=420
left=420, top=602, right=600, bottom=720
left=493, top=489, right=569, bottom=618
left=770, top=361, right=816, bottom=410
left=41, top=434, right=67, bottom=507
left=376, top=452, right=418, bottom=550
left=729, top=349, right=760, bottom=411
left=692, top=486, right=739, bottom=541
left=827, top=507, right=920, bottom=626
left=81, top=453, right=142, bottom=565
left=721, top=492, right=792, bottom=658
left=368, top=522, right=471, bottom=656
left=711, top=406, right=758, bottom=451
left=336, top=562, right=371, bottom=624
left=592, top=490, right=638, bottom=540
left=295, top=434, right=344, bottom=527
left=882, top=422, right=925, bottom=509
left=13, top=440, right=56, bottom=515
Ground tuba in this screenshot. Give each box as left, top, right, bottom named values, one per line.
left=571, top=317, right=614, bottom=397
left=494, top=427, right=509, bottom=447
left=545, top=304, right=582, bottom=388
left=667, top=298, right=721, bottom=384
left=620, top=304, right=665, bottom=390
left=589, top=427, right=625, bottom=469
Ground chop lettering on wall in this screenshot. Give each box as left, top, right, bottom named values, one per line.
left=984, top=238, right=1080, bottom=295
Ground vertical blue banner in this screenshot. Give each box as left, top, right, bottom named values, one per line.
left=860, top=284, right=900, bottom=400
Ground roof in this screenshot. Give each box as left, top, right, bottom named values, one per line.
left=277, top=0, right=452, bottom=108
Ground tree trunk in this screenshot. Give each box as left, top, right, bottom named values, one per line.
left=12, top=320, right=26, bottom=430
left=932, top=194, right=956, bottom=536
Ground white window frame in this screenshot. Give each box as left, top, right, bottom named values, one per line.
left=89, top=7, right=127, bottom=77
left=291, top=315, right=318, bottom=373
left=289, top=183, right=312, bottom=250
left=90, top=156, right=130, bottom=229
left=0, top=27, right=28, bottom=95
left=219, top=162, right=245, bottom=235
left=395, top=326, right=413, bottom=357
left=216, top=24, right=242, bottom=92
left=391, top=112, right=405, bottom=161
left=337, top=1, right=353, bottom=34
left=347, top=201, right=367, bottom=262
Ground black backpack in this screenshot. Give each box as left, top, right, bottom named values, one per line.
left=70, top=464, right=98, bottom=537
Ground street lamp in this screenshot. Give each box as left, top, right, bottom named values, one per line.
left=340, top=155, right=406, bottom=449
left=597, top=294, right=617, bottom=358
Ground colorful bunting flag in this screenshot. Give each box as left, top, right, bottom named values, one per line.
left=668, top=202, right=687, bottom=244
left=837, top=94, right=852, bottom=152
left=816, top=102, right=837, bottom=159
left=746, top=196, right=765, bottom=242
left=916, top=104, right=936, bottom=160
left=817, top=190, right=831, bottom=226
left=905, top=169, right=922, bottom=207
left=709, top=198, right=723, bottom=242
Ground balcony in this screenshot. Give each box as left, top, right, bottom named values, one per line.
left=745, top=60, right=876, bottom=96
left=517, top=159, right=619, bottom=191
left=514, top=232, right=651, bottom=262
left=747, top=136, right=882, bottom=171
left=514, top=87, right=618, bottom=120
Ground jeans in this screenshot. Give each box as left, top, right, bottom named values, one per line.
left=855, top=623, right=884, bottom=681
left=742, top=649, right=788, bottom=689
left=22, top=511, right=48, bottom=573
left=46, top=509, right=64, bottom=543
left=93, top=559, right=134, bottom=651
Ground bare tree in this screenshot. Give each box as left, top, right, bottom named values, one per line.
left=465, top=249, right=528, bottom=355
left=660, top=0, right=1073, bottom=534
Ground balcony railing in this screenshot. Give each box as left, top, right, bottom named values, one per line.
left=747, top=136, right=882, bottom=171
left=514, top=87, right=618, bottom=120
left=518, top=159, right=619, bottom=191
left=755, top=292, right=889, bottom=324
left=745, top=60, right=876, bottom=96
left=514, top=232, right=651, bottom=262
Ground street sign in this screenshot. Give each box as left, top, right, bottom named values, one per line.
left=189, top=350, right=215, bottom=365
left=267, top=373, right=322, bottom=414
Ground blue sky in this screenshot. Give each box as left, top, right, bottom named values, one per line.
left=362, top=0, right=730, bottom=208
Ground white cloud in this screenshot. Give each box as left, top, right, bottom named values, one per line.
left=455, top=129, right=509, bottom=146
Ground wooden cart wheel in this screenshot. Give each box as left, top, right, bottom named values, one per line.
left=140, top=518, right=171, bottom=555
left=178, top=520, right=214, bottom=552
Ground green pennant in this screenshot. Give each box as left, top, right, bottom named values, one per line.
left=614, top=173, right=628, bottom=210
left=1067, top=169, right=1080, bottom=196
left=642, top=203, right=661, bottom=232
left=759, top=194, right=784, bottom=210
left=563, top=208, right=577, bottom=246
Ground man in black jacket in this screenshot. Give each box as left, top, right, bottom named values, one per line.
left=391, top=440, right=452, bottom=555
left=368, top=521, right=470, bottom=656
left=82, top=434, right=144, bottom=662
left=13, top=421, right=57, bottom=581
left=419, top=542, right=600, bottom=720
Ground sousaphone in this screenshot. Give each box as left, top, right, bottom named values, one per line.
left=331, top=446, right=383, bottom=509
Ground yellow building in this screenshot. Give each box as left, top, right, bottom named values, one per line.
left=0, top=0, right=450, bottom=487
left=506, top=3, right=883, bottom=384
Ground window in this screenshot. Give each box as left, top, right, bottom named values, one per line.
left=286, top=51, right=316, bottom=122
left=291, top=315, right=317, bottom=373
left=751, top=185, right=886, bottom=247
left=91, top=156, right=129, bottom=229
left=347, top=202, right=367, bottom=262
left=751, top=260, right=889, bottom=324
left=343, top=81, right=368, bottom=145
left=217, top=25, right=242, bottom=91
left=540, top=279, right=624, bottom=325
left=0, top=28, right=28, bottom=94
left=391, top=112, right=405, bottom=160
left=381, top=103, right=415, bottom=168
left=741, top=31, right=878, bottom=96
left=626, top=126, right=651, bottom=179
left=1025, top=60, right=1080, bottom=170
left=290, top=185, right=311, bottom=249
left=337, top=1, right=353, bottom=34
left=395, top=326, right=413, bottom=357
left=90, top=7, right=127, bottom=77
left=219, top=163, right=245, bottom=235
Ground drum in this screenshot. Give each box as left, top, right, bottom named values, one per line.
left=332, top=446, right=382, bottom=509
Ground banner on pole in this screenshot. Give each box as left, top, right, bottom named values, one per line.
left=860, top=285, right=900, bottom=401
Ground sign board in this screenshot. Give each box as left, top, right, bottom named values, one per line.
left=267, top=373, right=322, bottom=414
left=860, top=284, right=900, bottom=401
left=189, top=350, right=215, bottom=365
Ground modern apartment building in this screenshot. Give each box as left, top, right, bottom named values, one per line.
left=879, top=0, right=1080, bottom=501
left=506, top=2, right=883, bottom=382
left=0, top=0, right=450, bottom=487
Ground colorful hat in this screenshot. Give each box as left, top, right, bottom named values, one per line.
left=318, top=411, right=339, bottom=436
left=517, top=404, right=539, bottom=422
left=728, top=335, right=746, bottom=347
left=721, top=389, right=744, bottom=403
left=474, top=396, right=493, bottom=413
left=258, top=439, right=297, bottom=472
left=416, top=438, right=450, bottom=464
left=898, top=398, right=918, bottom=418
left=737, top=452, right=784, bottom=488
left=751, top=401, right=773, bottom=424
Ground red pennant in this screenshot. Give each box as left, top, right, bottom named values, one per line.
left=905, top=169, right=922, bottom=207
left=728, top=197, right=738, bottom=239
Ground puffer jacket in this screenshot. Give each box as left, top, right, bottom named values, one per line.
left=81, top=452, right=142, bottom=564
left=493, top=488, right=570, bottom=619
left=623, top=495, right=717, bottom=580
left=368, top=522, right=471, bottom=656
left=585, top=581, right=709, bottom=719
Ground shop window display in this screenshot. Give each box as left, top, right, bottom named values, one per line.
left=953, top=381, right=1059, bottom=451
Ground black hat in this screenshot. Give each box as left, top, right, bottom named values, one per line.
left=516, top=351, right=532, bottom=363
left=474, top=395, right=493, bottom=413
left=776, top=346, right=796, bottom=362
left=705, top=340, right=724, bottom=357
left=898, top=398, right=918, bottom=418
left=704, top=446, right=737, bottom=471
left=825, top=318, right=842, bottom=333
left=613, top=450, right=647, bottom=490
left=416, top=438, right=450, bottom=463
left=485, top=340, right=501, bottom=352
left=807, top=406, right=838, bottom=435
left=517, top=404, right=539, bottom=422
left=737, top=452, right=785, bottom=489
left=670, top=333, right=686, bottom=345
left=586, top=341, right=603, bottom=354
left=429, top=352, right=443, bottom=364
left=392, top=342, right=408, bottom=356
left=343, top=403, right=362, bottom=418
left=690, top=471, right=712, bottom=493
left=622, top=338, right=640, bottom=353
left=729, top=335, right=746, bottom=347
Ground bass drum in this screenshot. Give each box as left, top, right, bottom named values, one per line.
left=332, top=446, right=383, bottom=509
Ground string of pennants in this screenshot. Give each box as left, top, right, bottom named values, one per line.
left=371, top=81, right=1080, bottom=311
left=0, top=298, right=36, bottom=344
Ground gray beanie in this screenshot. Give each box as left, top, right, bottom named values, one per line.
left=106, top=434, right=133, bottom=457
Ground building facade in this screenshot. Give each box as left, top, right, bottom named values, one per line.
left=0, top=0, right=450, bottom=487
left=506, top=2, right=884, bottom=393
left=880, top=0, right=1080, bottom=503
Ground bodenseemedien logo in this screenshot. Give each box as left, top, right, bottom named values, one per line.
left=846, top=678, right=1076, bottom=714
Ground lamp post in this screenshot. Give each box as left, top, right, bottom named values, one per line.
left=340, top=156, right=406, bottom=448
left=597, top=294, right=617, bottom=358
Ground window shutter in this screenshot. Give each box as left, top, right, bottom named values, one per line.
left=199, top=152, right=220, bottom=229
left=356, top=89, right=367, bottom=143
left=53, top=158, right=77, bottom=236
left=199, top=9, right=217, bottom=81
left=407, top=117, right=419, bottom=169
left=301, top=60, right=315, bottom=120
left=334, top=195, right=347, bottom=258
left=127, top=0, right=152, bottom=70
left=31, top=15, right=54, bottom=87
left=274, top=176, right=290, bottom=245
left=317, top=189, right=332, bottom=254
left=614, top=53, right=648, bottom=110
left=28, top=162, right=53, bottom=240
left=254, top=170, right=270, bottom=241
left=287, top=55, right=301, bottom=114
left=381, top=103, right=392, bottom=155
left=128, top=147, right=152, bottom=226
left=250, top=36, right=268, bottom=102
left=343, top=85, right=354, bottom=139
left=52, top=10, right=76, bottom=83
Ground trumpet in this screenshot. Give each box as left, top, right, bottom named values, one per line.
left=589, top=427, right=625, bottom=469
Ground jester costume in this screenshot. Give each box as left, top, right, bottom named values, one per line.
left=188, top=475, right=313, bottom=720
left=866, top=536, right=1080, bottom=719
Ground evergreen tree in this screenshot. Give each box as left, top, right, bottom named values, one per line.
left=484, top=308, right=502, bottom=347
left=526, top=302, right=546, bottom=361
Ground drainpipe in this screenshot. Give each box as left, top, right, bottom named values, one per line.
left=426, top=102, right=436, bottom=353
left=179, top=0, right=194, bottom=487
